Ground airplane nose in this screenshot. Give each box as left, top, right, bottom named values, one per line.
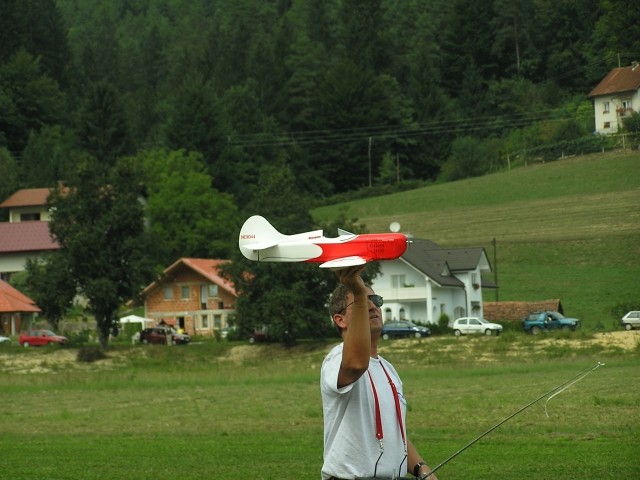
left=391, top=234, right=408, bottom=258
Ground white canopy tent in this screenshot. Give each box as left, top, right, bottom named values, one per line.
left=119, top=315, right=154, bottom=329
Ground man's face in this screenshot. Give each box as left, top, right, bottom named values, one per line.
left=337, top=288, right=383, bottom=335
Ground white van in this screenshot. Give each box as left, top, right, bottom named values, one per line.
left=620, top=311, right=640, bottom=330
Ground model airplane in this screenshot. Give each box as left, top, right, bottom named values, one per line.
left=239, top=215, right=408, bottom=269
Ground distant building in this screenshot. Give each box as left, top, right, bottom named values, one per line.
left=372, top=238, right=496, bottom=324
left=140, top=258, right=237, bottom=337
left=483, top=299, right=564, bottom=323
left=0, top=279, right=41, bottom=335
left=0, top=188, right=59, bottom=281
left=588, top=62, right=640, bottom=134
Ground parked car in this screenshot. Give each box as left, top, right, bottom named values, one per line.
left=19, top=329, right=68, bottom=347
left=452, top=317, right=503, bottom=336
left=249, top=326, right=271, bottom=343
left=620, top=311, right=640, bottom=331
left=381, top=320, right=431, bottom=340
left=139, top=327, right=190, bottom=345
left=522, top=311, right=580, bottom=334
left=0, top=335, right=11, bottom=344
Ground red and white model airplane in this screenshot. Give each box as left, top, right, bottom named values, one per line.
left=239, top=215, right=408, bottom=269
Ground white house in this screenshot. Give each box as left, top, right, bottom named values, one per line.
left=588, top=62, right=640, bottom=134
left=371, top=238, right=495, bottom=324
left=0, top=188, right=59, bottom=281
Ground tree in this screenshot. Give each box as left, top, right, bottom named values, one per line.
left=139, top=148, right=240, bottom=266
left=224, top=160, right=337, bottom=344
left=0, top=147, right=18, bottom=210
left=76, top=81, right=132, bottom=171
left=0, top=49, right=67, bottom=154
left=20, top=126, right=82, bottom=187
left=22, top=254, right=76, bottom=331
left=47, top=157, right=154, bottom=348
left=336, top=0, right=388, bottom=71
left=307, top=59, right=417, bottom=193
left=0, top=0, right=71, bottom=86
left=163, top=73, right=224, bottom=164
left=439, top=136, right=490, bottom=182
left=589, top=0, right=640, bottom=81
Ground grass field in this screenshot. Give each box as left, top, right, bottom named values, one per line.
left=2, top=151, right=638, bottom=480
left=1, top=336, right=638, bottom=480
left=313, top=151, right=640, bottom=328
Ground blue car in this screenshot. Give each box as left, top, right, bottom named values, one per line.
left=381, top=320, right=431, bottom=340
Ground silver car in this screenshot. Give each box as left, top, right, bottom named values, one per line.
left=453, top=317, right=503, bottom=336
left=620, top=311, right=640, bottom=331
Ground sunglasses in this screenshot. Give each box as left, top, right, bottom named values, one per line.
left=341, top=294, right=384, bottom=313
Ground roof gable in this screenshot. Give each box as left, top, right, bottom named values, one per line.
left=400, top=238, right=489, bottom=287
left=142, top=258, right=237, bottom=297
left=0, top=222, right=59, bottom=254
left=0, top=279, right=41, bottom=313
left=588, top=64, right=640, bottom=97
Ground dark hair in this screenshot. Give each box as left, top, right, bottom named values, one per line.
left=329, top=283, right=351, bottom=317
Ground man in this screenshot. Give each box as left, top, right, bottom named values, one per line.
left=321, top=266, right=439, bottom=480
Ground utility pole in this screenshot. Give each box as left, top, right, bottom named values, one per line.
left=368, top=136, right=372, bottom=187
left=492, top=237, right=499, bottom=301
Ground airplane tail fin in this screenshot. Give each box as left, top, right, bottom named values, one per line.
left=239, top=215, right=284, bottom=255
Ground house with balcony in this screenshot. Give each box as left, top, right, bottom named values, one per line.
left=140, top=258, right=237, bottom=337
left=588, top=62, right=640, bottom=134
left=371, top=238, right=495, bottom=324
left=0, top=188, right=59, bottom=281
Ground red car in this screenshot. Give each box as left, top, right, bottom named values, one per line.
left=19, top=329, right=68, bottom=347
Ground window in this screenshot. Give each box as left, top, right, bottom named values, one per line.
left=181, top=286, right=190, bottom=299
left=391, top=274, right=406, bottom=288
left=209, top=285, right=218, bottom=296
left=164, top=286, right=173, bottom=300
left=20, top=213, right=40, bottom=221
left=604, top=122, right=611, bottom=129
left=214, top=315, right=222, bottom=329
left=201, top=314, right=209, bottom=329
left=603, top=101, right=610, bottom=113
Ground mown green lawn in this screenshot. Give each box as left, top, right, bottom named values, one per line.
left=1, top=338, right=638, bottom=480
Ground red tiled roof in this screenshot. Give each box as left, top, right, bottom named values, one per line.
left=588, top=64, right=640, bottom=97
left=0, top=279, right=41, bottom=313
left=0, top=222, right=59, bottom=254
left=142, top=258, right=237, bottom=297
left=0, top=188, right=51, bottom=208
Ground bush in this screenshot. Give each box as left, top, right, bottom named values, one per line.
left=77, top=346, right=108, bottom=363
left=65, top=328, right=92, bottom=347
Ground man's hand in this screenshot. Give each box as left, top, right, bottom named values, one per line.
left=335, top=265, right=367, bottom=294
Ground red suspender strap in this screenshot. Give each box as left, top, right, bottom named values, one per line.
left=380, top=362, right=407, bottom=448
left=367, top=370, right=384, bottom=441
left=367, top=362, right=407, bottom=451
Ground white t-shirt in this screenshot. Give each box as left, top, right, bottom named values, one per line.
left=321, top=343, right=408, bottom=479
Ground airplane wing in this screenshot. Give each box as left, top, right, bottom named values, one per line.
left=241, top=241, right=279, bottom=251
left=319, top=256, right=368, bottom=269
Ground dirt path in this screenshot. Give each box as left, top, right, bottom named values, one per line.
left=1, top=330, right=638, bottom=374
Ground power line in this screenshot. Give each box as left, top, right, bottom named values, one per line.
left=227, top=108, right=591, bottom=148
